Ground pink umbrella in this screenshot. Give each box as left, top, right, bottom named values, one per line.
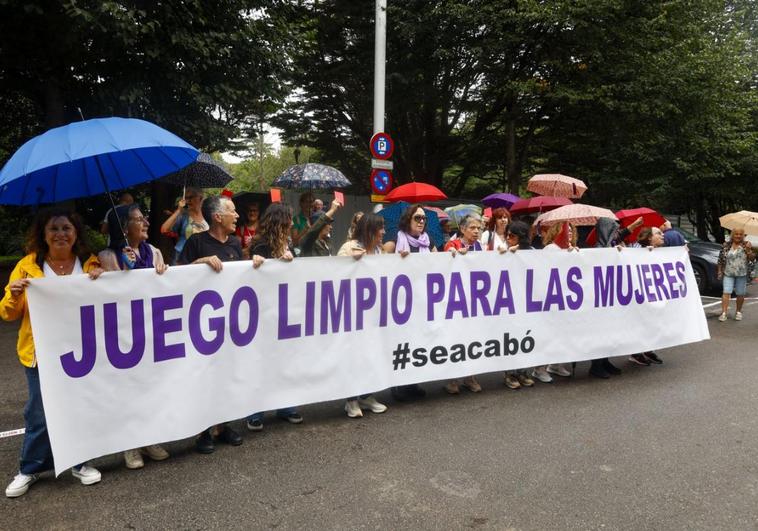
left=424, top=206, right=450, bottom=221
left=534, top=203, right=615, bottom=226
left=527, top=174, right=587, bottom=199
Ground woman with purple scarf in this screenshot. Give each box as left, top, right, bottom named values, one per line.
left=385, top=205, right=436, bottom=401
left=98, top=203, right=170, bottom=469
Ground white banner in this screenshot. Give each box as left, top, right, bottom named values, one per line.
left=26, top=247, right=709, bottom=474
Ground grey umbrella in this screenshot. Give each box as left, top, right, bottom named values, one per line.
left=273, top=163, right=351, bottom=190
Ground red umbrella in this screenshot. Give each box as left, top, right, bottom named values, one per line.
left=509, top=196, right=573, bottom=216
left=384, top=182, right=447, bottom=203
left=585, top=207, right=666, bottom=246
left=616, top=207, right=666, bottom=243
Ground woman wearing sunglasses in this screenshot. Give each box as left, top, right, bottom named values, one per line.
left=385, top=204, right=435, bottom=401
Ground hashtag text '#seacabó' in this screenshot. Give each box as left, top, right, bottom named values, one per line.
left=392, top=332, right=535, bottom=371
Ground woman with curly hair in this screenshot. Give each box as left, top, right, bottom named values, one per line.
left=246, top=203, right=303, bottom=431
left=2, top=208, right=104, bottom=497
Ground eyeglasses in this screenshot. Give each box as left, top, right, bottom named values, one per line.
left=412, top=215, right=427, bottom=223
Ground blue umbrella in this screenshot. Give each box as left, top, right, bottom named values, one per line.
left=273, top=163, right=351, bottom=190
left=0, top=117, right=199, bottom=205
left=377, top=201, right=444, bottom=248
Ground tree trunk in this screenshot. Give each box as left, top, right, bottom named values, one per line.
left=44, top=80, right=66, bottom=128
left=505, top=117, right=519, bottom=193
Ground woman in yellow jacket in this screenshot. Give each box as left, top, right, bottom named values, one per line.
left=1, top=208, right=104, bottom=498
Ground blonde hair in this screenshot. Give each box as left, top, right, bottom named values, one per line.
left=543, top=222, right=577, bottom=247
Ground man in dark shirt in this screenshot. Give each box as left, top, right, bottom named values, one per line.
left=178, top=195, right=261, bottom=453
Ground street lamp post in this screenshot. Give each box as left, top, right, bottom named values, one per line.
left=373, top=0, right=387, bottom=135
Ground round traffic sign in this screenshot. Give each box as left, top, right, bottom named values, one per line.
left=369, top=132, right=394, bottom=160
left=370, top=169, right=393, bottom=195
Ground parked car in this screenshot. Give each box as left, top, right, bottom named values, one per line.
left=672, top=227, right=722, bottom=294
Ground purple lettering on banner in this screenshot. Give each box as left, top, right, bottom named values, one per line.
left=230, top=287, right=259, bottom=346
left=391, top=275, right=413, bottom=325
left=634, top=264, right=646, bottom=304
left=675, top=261, right=688, bottom=297
left=188, top=290, right=225, bottom=355
left=379, top=276, right=388, bottom=327
left=445, top=272, right=469, bottom=319
left=650, top=263, right=670, bottom=300
left=593, top=266, right=614, bottom=307
left=304, top=281, right=316, bottom=336
left=469, top=271, right=492, bottom=317
left=492, top=270, right=515, bottom=315
left=355, top=278, right=377, bottom=330
left=153, top=295, right=185, bottom=362
left=566, top=267, right=583, bottom=310
left=104, top=300, right=145, bottom=369
left=525, top=269, right=543, bottom=312
left=641, top=264, right=656, bottom=302
left=426, top=273, right=445, bottom=320
left=615, top=265, right=633, bottom=306
left=663, top=262, right=680, bottom=299
left=321, top=279, right=351, bottom=334
left=60, top=305, right=97, bottom=378
left=543, top=268, right=565, bottom=311
left=278, top=284, right=301, bottom=340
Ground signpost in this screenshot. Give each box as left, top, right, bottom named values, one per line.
left=370, top=168, right=393, bottom=196
left=369, top=132, right=394, bottom=160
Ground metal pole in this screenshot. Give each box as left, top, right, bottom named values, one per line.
left=373, top=0, right=387, bottom=135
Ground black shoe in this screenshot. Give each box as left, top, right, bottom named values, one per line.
left=391, top=384, right=426, bottom=402
left=589, top=360, right=610, bottom=379
left=218, top=425, right=243, bottom=446
left=602, top=358, right=622, bottom=375
left=629, top=354, right=651, bottom=366
left=195, top=429, right=215, bottom=454
left=644, top=352, right=663, bottom=364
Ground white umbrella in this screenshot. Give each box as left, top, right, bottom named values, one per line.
left=719, top=210, right=758, bottom=235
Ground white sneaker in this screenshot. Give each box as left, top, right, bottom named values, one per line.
left=344, top=400, right=363, bottom=418
left=358, top=396, right=388, bottom=414
left=530, top=368, right=553, bottom=383
left=72, top=465, right=101, bottom=486
left=547, top=364, right=571, bottom=377
left=5, top=473, right=38, bottom=498
left=735, top=312, right=743, bottom=321
left=124, top=449, right=144, bottom=469
left=718, top=313, right=727, bottom=322
left=142, top=444, right=169, bottom=461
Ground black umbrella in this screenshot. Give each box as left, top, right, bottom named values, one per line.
left=162, top=152, right=233, bottom=188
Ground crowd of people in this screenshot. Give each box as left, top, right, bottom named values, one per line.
left=1, top=189, right=752, bottom=498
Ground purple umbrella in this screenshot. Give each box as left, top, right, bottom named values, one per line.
left=482, top=193, right=520, bottom=209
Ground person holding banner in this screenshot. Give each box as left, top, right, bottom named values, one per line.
left=500, top=221, right=540, bottom=389
left=480, top=208, right=510, bottom=252
left=246, top=203, right=305, bottom=430
left=1, top=208, right=105, bottom=497
left=98, top=204, right=172, bottom=468
left=444, top=214, right=485, bottom=394
left=627, top=227, right=665, bottom=366
left=179, top=195, right=255, bottom=453
left=336, top=214, right=390, bottom=417
left=236, top=201, right=261, bottom=257
left=385, top=204, right=435, bottom=401
left=540, top=222, right=578, bottom=379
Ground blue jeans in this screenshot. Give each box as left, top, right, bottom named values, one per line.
left=247, top=407, right=298, bottom=423
left=19, top=367, right=54, bottom=475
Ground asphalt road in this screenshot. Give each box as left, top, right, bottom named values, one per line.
left=1, top=291, right=757, bottom=530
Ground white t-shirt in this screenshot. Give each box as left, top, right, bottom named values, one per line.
left=43, top=257, right=83, bottom=277
left=480, top=230, right=508, bottom=251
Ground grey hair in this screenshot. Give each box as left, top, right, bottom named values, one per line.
left=459, top=214, right=482, bottom=229
left=201, top=195, right=232, bottom=226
